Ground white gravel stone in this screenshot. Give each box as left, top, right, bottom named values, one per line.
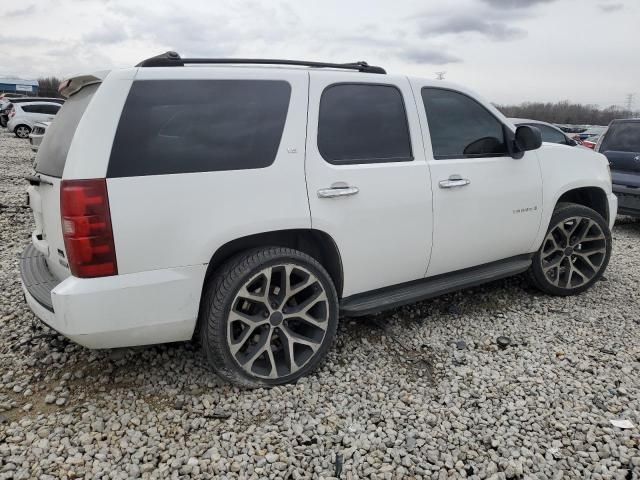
left=0, top=130, right=639, bottom=478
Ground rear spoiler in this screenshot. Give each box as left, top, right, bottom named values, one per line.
left=58, top=71, right=108, bottom=98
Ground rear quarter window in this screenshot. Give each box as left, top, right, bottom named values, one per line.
left=107, top=79, right=292, bottom=177
left=35, top=84, right=99, bottom=178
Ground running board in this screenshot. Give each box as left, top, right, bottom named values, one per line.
left=340, top=255, right=533, bottom=317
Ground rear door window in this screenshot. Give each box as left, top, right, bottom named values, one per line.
left=600, top=122, right=640, bottom=152
left=40, top=104, right=60, bottom=115
left=107, top=80, right=291, bottom=177
left=35, top=84, right=99, bottom=178
left=317, top=83, right=412, bottom=164
left=22, top=105, right=40, bottom=113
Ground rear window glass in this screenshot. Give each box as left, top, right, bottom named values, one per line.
left=600, top=122, right=640, bottom=153
left=107, top=80, right=291, bottom=177
left=35, top=84, right=98, bottom=178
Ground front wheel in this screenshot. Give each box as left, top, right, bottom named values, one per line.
left=528, top=203, right=611, bottom=295
left=14, top=125, right=31, bottom=138
left=199, top=247, right=339, bottom=387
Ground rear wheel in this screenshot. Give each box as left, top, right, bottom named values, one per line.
left=199, top=247, right=339, bottom=387
left=14, top=125, right=31, bottom=138
left=529, top=203, right=611, bottom=295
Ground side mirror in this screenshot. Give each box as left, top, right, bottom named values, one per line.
left=515, top=125, right=542, bottom=153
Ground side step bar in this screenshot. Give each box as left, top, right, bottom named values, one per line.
left=340, top=255, right=533, bottom=317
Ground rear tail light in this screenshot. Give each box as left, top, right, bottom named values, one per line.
left=60, top=179, right=118, bottom=278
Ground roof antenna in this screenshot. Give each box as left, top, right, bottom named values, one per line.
left=435, top=71, right=446, bottom=80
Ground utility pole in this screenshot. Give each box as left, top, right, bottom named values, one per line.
left=625, top=93, right=634, bottom=117
left=435, top=71, right=446, bottom=80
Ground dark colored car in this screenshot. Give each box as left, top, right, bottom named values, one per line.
left=597, top=119, right=640, bottom=216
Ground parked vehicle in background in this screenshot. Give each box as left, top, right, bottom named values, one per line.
left=20, top=52, right=616, bottom=387
left=29, top=121, right=50, bottom=152
left=558, top=125, right=587, bottom=134
left=1, top=98, right=64, bottom=128
left=596, top=119, right=640, bottom=216
left=578, top=125, right=606, bottom=141
left=0, top=92, right=25, bottom=103
left=510, top=118, right=581, bottom=146
left=581, top=135, right=602, bottom=150
left=0, top=102, right=12, bottom=127
left=7, top=101, right=61, bottom=138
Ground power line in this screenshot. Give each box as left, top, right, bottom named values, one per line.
left=625, top=93, right=634, bottom=111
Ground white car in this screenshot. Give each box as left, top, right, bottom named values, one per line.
left=20, top=52, right=616, bottom=387
left=7, top=101, right=61, bottom=138
left=28, top=121, right=51, bottom=152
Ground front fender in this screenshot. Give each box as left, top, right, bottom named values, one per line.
left=532, top=144, right=613, bottom=250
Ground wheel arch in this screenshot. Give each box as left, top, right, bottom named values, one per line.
left=556, top=186, right=609, bottom=223
left=202, top=228, right=344, bottom=298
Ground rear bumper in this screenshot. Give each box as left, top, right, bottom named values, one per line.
left=20, top=244, right=207, bottom=349
left=613, top=184, right=640, bottom=216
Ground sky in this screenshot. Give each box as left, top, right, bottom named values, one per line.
left=1, top=0, right=637, bottom=107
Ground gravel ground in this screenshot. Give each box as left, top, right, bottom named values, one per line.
left=0, top=129, right=639, bottom=480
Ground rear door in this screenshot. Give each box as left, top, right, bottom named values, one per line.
left=29, top=84, right=100, bottom=280
left=305, top=73, right=433, bottom=297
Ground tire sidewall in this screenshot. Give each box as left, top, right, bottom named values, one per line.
left=202, top=248, right=339, bottom=387
left=531, top=204, right=612, bottom=296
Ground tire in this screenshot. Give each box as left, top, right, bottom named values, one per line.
left=199, top=247, right=339, bottom=387
left=14, top=125, right=31, bottom=138
left=528, top=202, right=611, bottom=295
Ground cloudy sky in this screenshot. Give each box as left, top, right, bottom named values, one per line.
left=2, top=0, right=637, bottom=107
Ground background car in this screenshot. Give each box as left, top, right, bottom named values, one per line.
left=578, top=125, right=607, bottom=140
left=28, top=121, right=50, bottom=152
left=0, top=92, right=25, bottom=104
left=7, top=101, right=61, bottom=138
left=1, top=98, right=64, bottom=128
left=596, top=118, right=640, bottom=216
left=509, top=118, right=581, bottom=146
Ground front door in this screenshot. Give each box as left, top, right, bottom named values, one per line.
left=411, top=83, right=543, bottom=277
left=305, top=73, right=433, bottom=297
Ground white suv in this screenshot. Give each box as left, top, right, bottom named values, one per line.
left=8, top=101, right=61, bottom=138
left=21, top=52, right=616, bottom=387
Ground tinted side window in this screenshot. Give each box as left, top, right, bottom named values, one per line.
left=318, top=84, right=412, bottom=164
left=108, top=80, right=291, bottom=177
left=600, top=122, right=640, bottom=152
left=22, top=105, right=39, bottom=113
left=40, top=104, right=60, bottom=115
left=422, top=88, right=507, bottom=159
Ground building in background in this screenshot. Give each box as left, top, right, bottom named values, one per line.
left=0, top=77, right=39, bottom=95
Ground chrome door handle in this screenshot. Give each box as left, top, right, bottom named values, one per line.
left=317, top=184, right=359, bottom=198
left=439, top=176, right=470, bottom=189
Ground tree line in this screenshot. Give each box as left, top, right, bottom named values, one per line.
left=495, top=100, right=638, bottom=126
left=37, top=77, right=63, bottom=98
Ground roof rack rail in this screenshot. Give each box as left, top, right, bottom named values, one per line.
left=136, top=51, right=386, bottom=74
